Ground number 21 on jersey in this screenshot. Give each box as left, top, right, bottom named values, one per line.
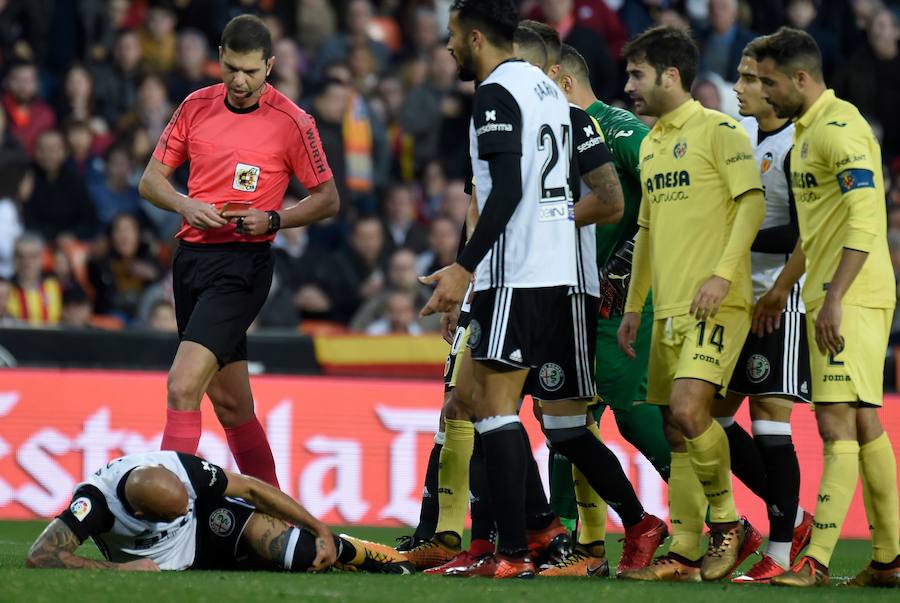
left=537, top=123, right=572, bottom=222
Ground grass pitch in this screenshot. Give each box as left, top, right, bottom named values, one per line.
left=0, top=521, right=894, bottom=602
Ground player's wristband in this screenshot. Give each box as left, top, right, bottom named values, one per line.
left=266, top=210, right=281, bottom=233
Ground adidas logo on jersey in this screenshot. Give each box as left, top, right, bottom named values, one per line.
left=509, top=349, right=523, bottom=363
left=800, top=381, right=809, bottom=394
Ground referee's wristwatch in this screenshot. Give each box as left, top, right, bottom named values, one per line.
left=266, top=210, right=281, bottom=234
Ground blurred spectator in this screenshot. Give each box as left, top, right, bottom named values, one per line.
left=396, top=5, right=441, bottom=64
left=0, top=276, right=20, bottom=326
left=2, top=61, right=55, bottom=155
left=87, top=213, right=161, bottom=321
left=272, top=37, right=303, bottom=94
left=146, top=298, right=177, bottom=333
left=438, top=179, right=469, bottom=228
left=351, top=247, right=437, bottom=332
left=91, top=29, right=143, bottom=128
left=0, top=0, right=47, bottom=66
left=140, top=2, right=177, bottom=74
left=60, top=285, right=93, bottom=329
left=417, top=215, right=461, bottom=277
left=841, top=0, right=884, bottom=56
left=257, top=223, right=326, bottom=329
left=65, top=120, right=99, bottom=178
left=318, top=216, right=385, bottom=323
left=418, top=159, right=447, bottom=220
left=382, top=183, right=428, bottom=254
left=785, top=0, right=840, bottom=80
left=538, top=0, right=618, bottom=101
left=0, top=152, right=31, bottom=278
left=312, top=0, right=391, bottom=84
left=310, top=77, right=350, bottom=206
left=295, top=0, right=337, bottom=53
left=118, top=73, right=172, bottom=147
left=401, top=45, right=463, bottom=178
left=834, top=7, right=900, bottom=161
left=166, top=29, right=217, bottom=104
left=6, top=232, right=62, bottom=326
left=698, top=0, right=756, bottom=83
left=365, top=289, right=423, bottom=335
left=54, top=64, right=100, bottom=127
left=88, top=144, right=144, bottom=228
left=694, top=79, right=722, bottom=111
left=24, top=129, right=97, bottom=241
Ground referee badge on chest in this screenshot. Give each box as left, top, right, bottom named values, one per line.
left=233, top=163, right=260, bottom=192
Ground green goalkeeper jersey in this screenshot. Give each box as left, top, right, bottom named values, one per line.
left=586, top=100, right=649, bottom=266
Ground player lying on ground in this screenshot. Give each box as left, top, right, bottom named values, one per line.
left=25, top=451, right=412, bottom=574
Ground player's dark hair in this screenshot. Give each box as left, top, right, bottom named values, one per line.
left=746, top=27, right=823, bottom=81
left=450, top=0, right=518, bottom=49
left=559, top=43, right=589, bottom=81
left=514, top=26, right=548, bottom=69
left=221, top=14, right=273, bottom=59
left=519, top=19, right=561, bottom=65
left=622, top=25, right=698, bottom=92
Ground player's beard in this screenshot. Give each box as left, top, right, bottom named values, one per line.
left=454, top=44, right=477, bottom=82
left=770, top=90, right=804, bottom=120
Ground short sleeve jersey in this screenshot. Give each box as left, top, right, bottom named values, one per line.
left=56, top=451, right=228, bottom=570
left=153, top=83, right=333, bottom=244
left=570, top=104, right=613, bottom=297
left=469, top=60, right=576, bottom=291
left=789, top=89, right=894, bottom=310
left=637, top=100, right=762, bottom=318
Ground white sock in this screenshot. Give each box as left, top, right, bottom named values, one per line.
left=765, top=540, right=791, bottom=569
left=794, top=506, right=805, bottom=528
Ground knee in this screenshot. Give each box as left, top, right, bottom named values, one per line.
left=856, top=409, right=884, bottom=444
left=669, top=400, right=705, bottom=438
left=209, top=388, right=254, bottom=428
left=815, top=411, right=855, bottom=443
left=167, top=373, right=202, bottom=410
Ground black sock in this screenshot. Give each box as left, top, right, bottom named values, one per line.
left=481, top=424, right=528, bottom=557
left=412, top=442, right=442, bottom=541
left=470, top=432, right=496, bottom=543
left=755, top=434, right=800, bottom=543
left=520, top=425, right=553, bottom=529
left=723, top=422, right=768, bottom=500
left=553, top=430, right=644, bottom=527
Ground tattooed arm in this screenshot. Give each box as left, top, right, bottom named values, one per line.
left=26, top=519, right=159, bottom=571
left=574, top=163, right=625, bottom=227
left=223, top=472, right=336, bottom=570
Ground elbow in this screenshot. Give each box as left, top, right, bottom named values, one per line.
left=607, top=199, right=624, bottom=225
left=325, top=189, right=340, bottom=218
left=138, top=172, right=151, bottom=199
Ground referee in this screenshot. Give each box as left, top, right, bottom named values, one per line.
left=139, top=15, right=339, bottom=487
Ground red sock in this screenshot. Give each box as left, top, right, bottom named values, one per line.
left=225, top=415, right=280, bottom=488
left=161, top=408, right=202, bottom=454
left=469, top=538, right=495, bottom=557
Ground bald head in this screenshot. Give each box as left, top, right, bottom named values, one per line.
left=125, top=465, right=189, bottom=521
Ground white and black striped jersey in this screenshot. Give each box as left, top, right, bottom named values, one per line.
left=740, top=117, right=804, bottom=311
left=569, top=105, right=613, bottom=298
left=57, top=451, right=228, bottom=570
left=469, top=60, right=577, bottom=292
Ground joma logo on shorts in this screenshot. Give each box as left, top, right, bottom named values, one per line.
left=822, top=374, right=851, bottom=382
left=692, top=353, right=720, bottom=365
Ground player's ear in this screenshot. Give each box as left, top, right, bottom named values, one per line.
left=266, top=56, right=275, bottom=78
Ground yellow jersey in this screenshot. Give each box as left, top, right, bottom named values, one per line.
left=636, top=100, right=763, bottom=318
left=790, top=89, right=894, bottom=310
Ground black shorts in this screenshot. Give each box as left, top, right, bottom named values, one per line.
left=173, top=241, right=274, bottom=366
left=443, top=309, right=472, bottom=392
left=728, top=310, right=811, bottom=402
left=468, top=287, right=597, bottom=401
left=191, top=496, right=256, bottom=570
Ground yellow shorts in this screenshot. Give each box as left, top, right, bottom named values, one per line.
left=806, top=303, right=891, bottom=406
left=647, top=306, right=750, bottom=405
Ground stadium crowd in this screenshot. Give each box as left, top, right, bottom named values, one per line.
left=0, top=0, right=899, bottom=338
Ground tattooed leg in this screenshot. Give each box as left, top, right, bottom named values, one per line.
left=239, top=513, right=344, bottom=571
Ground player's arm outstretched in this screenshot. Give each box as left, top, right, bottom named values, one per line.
left=223, top=471, right=336, bottom=570
left=421, top=85, right=523, bottom=316
left=26, top=520, right=159, bottom=571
